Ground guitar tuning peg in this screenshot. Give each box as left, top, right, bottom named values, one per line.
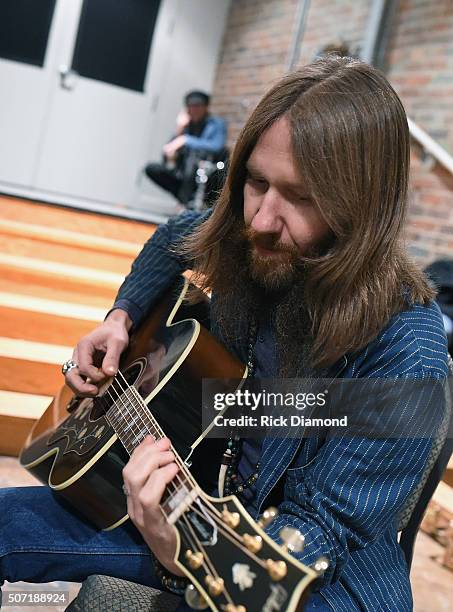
left=221, top=507, right=240, bottom=529
left=185, top=549, right=203, bottom=570
left=266, top=558, right=287, bottom=581
left=184, top=584, right=209, bottom=610
left=279, top=526, right=305, bottom=553
left=258, top=506, right=278, bottom=528
left=313, top=556, right=329, bottom=574
left=205, top=575, right=224, bottom=597
left=243, top=533, right=263, bottom=553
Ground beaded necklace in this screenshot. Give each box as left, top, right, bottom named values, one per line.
left=222, top=318, right=261, bottom=496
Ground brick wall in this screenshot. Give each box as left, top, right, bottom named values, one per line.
left=212, top=0, right=298, bottom=144
left=211, top=0, right=453, bottom=267
left=386, top=0, right=453, bottom=264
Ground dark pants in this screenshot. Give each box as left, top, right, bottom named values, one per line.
left=145, top=162, right=183, bottom=201
left=145, top=162, right=224, bottom=208
left=0, top=486, right=329, bottom=610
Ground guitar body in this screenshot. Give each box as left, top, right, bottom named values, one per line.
left=20, top=277, right=246, bottom=530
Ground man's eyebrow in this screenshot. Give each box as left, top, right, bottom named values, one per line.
left=245, top=160, right=311, bottom=196
left=245, top=161, right=263, bottom=175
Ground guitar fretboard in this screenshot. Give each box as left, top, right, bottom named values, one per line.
left=104, top=374, right=196, bottom=508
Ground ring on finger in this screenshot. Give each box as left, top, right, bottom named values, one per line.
left=62, top=359, right=78, bottom=375
left=122, top=483, right=130, bottom=496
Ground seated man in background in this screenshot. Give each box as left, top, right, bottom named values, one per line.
left=145, top=90, right=227, bottom=209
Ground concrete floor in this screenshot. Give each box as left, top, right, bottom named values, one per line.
left=0, top=456, right=452, bottom=611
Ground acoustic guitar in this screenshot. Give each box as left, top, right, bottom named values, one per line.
left=20, top=276, right=321, bottom=611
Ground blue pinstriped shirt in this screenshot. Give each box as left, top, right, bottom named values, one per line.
left=112, top=211, right=449, bottom=611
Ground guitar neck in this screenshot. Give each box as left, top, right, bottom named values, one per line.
left=105, top=372, right=201, bottom=517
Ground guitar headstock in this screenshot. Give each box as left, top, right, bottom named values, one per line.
left=170, top=492, right=324, bottom=612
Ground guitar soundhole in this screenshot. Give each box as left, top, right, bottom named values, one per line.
left=89, top=396, right=111, bottom=421
left=90, top=361, right=144, bottom=421
left=66, top=396, right=82, bottom=413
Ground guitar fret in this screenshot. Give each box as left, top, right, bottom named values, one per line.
left=106, top=390, right=163, bottom=451
left=123, top=416, right=140, bottom=431
left=129, top=433, right=146, bottom=447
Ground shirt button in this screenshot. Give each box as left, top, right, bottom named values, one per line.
left=258, top=335, right=264, bottom=343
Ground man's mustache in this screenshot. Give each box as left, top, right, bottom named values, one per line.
left=242, top=227, right=296, bottom=254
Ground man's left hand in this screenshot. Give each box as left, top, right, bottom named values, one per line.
left=122, top=436, right=184, bottom=576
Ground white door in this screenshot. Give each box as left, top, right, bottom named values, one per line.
left=34, top=0, right=170, bottom=207
left=0, top=0, right=59, bottom=186
left=0, top=0, right=230, bottom=216
left=133, top=0, right=232, bottom=217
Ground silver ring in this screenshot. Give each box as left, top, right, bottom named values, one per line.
left=62, top=359, right=78, bottom=375
left=122, top=484, right=130, bottom=496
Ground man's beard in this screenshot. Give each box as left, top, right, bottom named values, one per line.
left=244, top=226, right=308, bottom=292
left=209, top=222, right=318, bottom=377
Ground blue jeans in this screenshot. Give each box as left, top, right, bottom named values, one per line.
left=0, top=486, right=329, bottom=610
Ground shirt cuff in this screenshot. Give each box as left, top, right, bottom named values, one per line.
left=105, top=298, right=143, bottom=331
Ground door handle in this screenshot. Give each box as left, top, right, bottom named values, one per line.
left=58, top=65, right=79, bottom=90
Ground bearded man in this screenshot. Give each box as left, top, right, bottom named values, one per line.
left=0, top=56, right=449, bottom=611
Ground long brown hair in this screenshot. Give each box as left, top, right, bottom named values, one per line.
left=181, top=55, right=435, bottom=370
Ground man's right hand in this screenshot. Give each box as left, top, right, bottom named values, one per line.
left=175, top=109, right=190, bottom=134
left=64, top=309, right=132, bottom=396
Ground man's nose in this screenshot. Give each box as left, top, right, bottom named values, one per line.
left=251, top=190, right=283, bottom=234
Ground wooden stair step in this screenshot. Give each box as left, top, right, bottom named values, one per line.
left=0, top=389, right=51, bottom=419
left=0, top=256, right=122, bottom=300
left=0, top=337, right=72, bottom=396
left=0, top=357, right=63, bottom=396
left=0, top=235, right=135, bottom=275
left=0, top=292, right=106, bottom=321
left=0, top=390, right=52, bottom=457
left=0, top=264, right=118, bottom=304
left=0, top=337, right=73, bottom=364
left=0, top=278, right=112, bottom=308
left=0, top=254, right=124, bottom=288
left=0, top=305, right=99, bottom=346
left=0, top=195, right=154, bottom=242
left=0, top=218, right=145, bottom=256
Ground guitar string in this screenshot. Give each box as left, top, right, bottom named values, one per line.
left=97, top=373, right=224, bottom=577
left=118, top=374, right=219, bottom=499
left=181, top=500, right=268, bottom=569
left=108, top=372, right=195, bottom=504
left=96, top=370, right=254, bottom=570
left=106, top=378, right=194, bottom=511
left=101, top=370, right=267, bottom=566
left=97, top=372, right=273, bottom=582
left=107, top=375, right=150, bottom=448
left=113, top=370, right=205, bottom=497
left=179, top=512, right=218, bottom=579
left=116, top=372, right=231, bottom=518
left=105, top=374, right=165, bottom=450
left=175, top=516, right=213, bottom=580
left=112, top=370, right=252, bottom=534
left=106, top=373, right=167, bottom=449
left=117, top=370, right=271, bottom=571
left=180, top=512, right=235, bottom=607
left=103, top=373, right=195, bottom=500
left=102, top=377, right=239, bottom=601
left=178, top=503, right=275, bottom=606
left=81, top=377, right=296, bottom=600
